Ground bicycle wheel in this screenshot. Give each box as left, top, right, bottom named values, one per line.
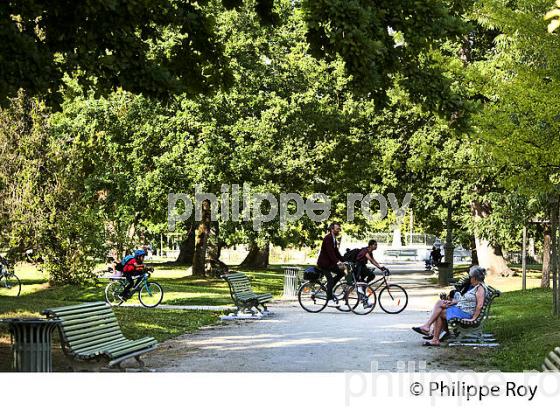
left=378, top=284, right=408, bottom=314
left=139, top=281, right=164, bottom=308
left=0, top=274, right=21, bottom=297
left=346, top=284, right=377, bottom=315
left=298, top=281, right=328, bottom=313
left=332, top=283, right=351, bottom=312
left=105, top=281, right=125, bottom=306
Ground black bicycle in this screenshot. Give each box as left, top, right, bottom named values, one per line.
left=345, top=264, right=408, bottom=315
left=0, top=256, right=21, bottom=297
left=297, top=263, right=357, bottom=313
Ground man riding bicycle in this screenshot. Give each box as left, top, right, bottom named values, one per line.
left=355, top=240, right=385, bottom=283
left=317, top=222, right=345, bottom=303
left=120, top=249, right=147, bottom=300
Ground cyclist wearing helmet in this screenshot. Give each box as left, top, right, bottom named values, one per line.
left=120, top=249, right=147, bottom=299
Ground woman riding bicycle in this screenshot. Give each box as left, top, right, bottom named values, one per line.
left=120, top=249, right=147, bottom=300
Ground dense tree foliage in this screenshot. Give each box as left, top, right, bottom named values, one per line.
left=1, top=0, right=471, bottom=108
left=1, top=0, right=560, bottom=317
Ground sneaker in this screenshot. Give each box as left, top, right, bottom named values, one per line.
left=327, top=296, right=340, bottom=306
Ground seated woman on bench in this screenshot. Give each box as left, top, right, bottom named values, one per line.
left=412, top=266, right=488, bottom=347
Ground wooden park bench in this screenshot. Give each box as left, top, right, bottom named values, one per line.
left=448, top=282, right=501, bottom=347
left=542, top=347, right=560, bottom=371
left=221, top=272, right=273, bottom=317
left=43, top=301, right=158, bottom=370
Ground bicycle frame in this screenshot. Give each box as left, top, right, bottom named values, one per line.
left=346, top=262, right=390, bottom=289
left=368, top=274, right=391, bottom=292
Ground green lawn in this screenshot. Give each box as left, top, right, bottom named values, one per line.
left=0, top=262, right=286, bottom=371
left=484, top=287, right=560, bottom=371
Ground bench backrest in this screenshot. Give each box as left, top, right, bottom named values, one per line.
left=221, top=272, right=254, bottom=297
left=543, top=347, right=560, bottom=371
left=474, top=285, right=500, bottom=324
left=43, top=302, right=124, bottom=354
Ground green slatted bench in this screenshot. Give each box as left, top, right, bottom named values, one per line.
left=221, top=272, right=273, bottom=316
left=448, top=284, right=501, bottom=347
left=42, top=301, right=158, bottom=370
left=542, top=347, right=560, bottom=372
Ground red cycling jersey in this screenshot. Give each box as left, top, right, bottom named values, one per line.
left=123, top=258, right=138, bottom=273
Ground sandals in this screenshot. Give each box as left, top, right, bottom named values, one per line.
left=422, top=341, right=441, bottom=347
left=412, top=326, right=430, bottom=336
left=422, top=331, right=451, bottom=341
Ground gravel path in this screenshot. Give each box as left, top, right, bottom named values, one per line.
left=145, top=264, right=470, bottom=372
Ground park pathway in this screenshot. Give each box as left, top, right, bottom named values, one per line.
left=145, top=264, right=470, bottom=372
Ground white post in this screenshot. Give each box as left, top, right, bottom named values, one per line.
left=522, top=226, right=527, bottom=291
left=392, top=226, right=402, bottom=248
left=409, top=210, right=413, bottom=245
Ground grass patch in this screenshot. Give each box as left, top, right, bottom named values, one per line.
left=484, top=287, right=560, bottom=371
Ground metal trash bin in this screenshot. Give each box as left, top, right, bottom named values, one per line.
left=435, top=263, right=453, bottom=286
left=283, top=267, right=302, bottom=299
left=0, top=318, right=60, bottom=372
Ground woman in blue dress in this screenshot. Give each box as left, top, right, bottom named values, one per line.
left=412, top=266, right=488, bottom=346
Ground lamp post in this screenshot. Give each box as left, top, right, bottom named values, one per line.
left=522, top=225, right=527, bottom=291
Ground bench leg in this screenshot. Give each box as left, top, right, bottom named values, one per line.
left=448, top=327, right=499, bottom=347
left=135, top=356, right=145, bottom=368
left=259, top=303, right=273, bottom=316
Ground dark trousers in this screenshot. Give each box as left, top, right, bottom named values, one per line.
left=122, top=272, right=142, bottom=296
left=322, top=266, right=344, bottom=300
left=356, top=263, right=375, bottom=283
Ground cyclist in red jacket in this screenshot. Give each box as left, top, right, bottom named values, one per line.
left=120, top=249, right=147, bottom=299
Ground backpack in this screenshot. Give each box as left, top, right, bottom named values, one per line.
left=115, top=255, right=135, bottom=272
left=343, top=248, right=361, bottom=262
left=303, top=267, right=321, bottom=281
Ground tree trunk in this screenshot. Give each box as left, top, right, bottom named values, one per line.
left=192, top=200, right=211, bottom=276
left=206, top=223, right=221, bottom=263
left=204, top=223, right=229, bottom=277
left=474, top=238, right=513, bottom=276
left=471, top=200, right=514, bottom=277
left=176, top=228, right=195, bottom=264
left=551, top=197, right=559, bottom=316
left=542, top=223, right=551, bottom=288
left=470, top=236, right=479, bottom=265
left=239, top=241, right=270, bottom=268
